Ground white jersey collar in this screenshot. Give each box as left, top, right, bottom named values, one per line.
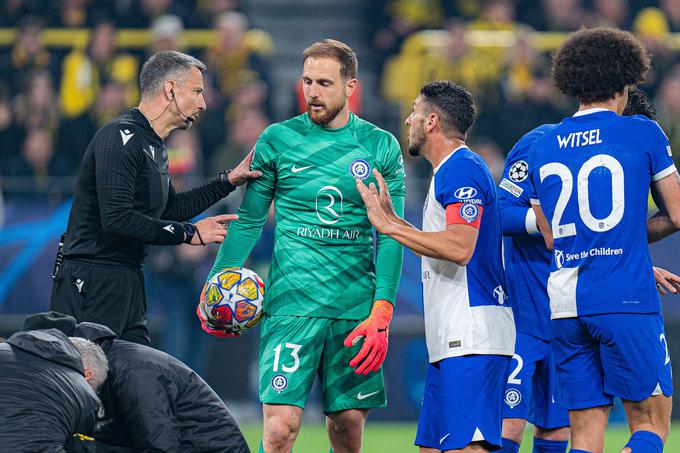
left=573, top=107, right=611, bottom=117
left=434, top=144, right=467, bottom=174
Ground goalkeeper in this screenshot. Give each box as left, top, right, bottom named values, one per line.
left=200, top=39, right=405, bottom=453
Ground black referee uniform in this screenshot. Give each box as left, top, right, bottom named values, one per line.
left=51, top=108, right=235, bottom=345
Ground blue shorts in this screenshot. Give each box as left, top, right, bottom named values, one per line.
left=502, top=332, right=569, bottom=429
left=552, top=313, right=673, bottom=410
left=415, top=355, right=510, bottom=451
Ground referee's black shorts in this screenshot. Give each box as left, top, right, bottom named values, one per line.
left=50, top=259, right=150, bottom=345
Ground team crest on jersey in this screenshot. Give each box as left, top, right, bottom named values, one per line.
left=271, top=374, right=288, bottom=393
left=349, top=159, right=371, bottom=180
left=509, top=160, right=529, bottom=182
left=460, top=202, right=479, bottom=223
left=504, top=388, right=522, bottom=408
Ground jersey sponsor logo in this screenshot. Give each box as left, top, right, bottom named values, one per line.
left=356, top=390, right=380, bottom=400
left=296, top=226, right=360, bottom=240
left=292, top=164, right=312, bottom=173
left=555, top=247, right=624, bottom=269
left=508, top=160, right=529, bottom=182
left=500, top=178, right=523, bottom=197
left=163, top=224, right=175, bottom=234
left=557, top=128, right=602, bottom=148
left=349, top=159, right=371, bottom=180
left=554, top=250, right=565, bottom=269
left=504, top=388, right=522, bottom=408
left=316, top=186, right=343, bottom=225
left=120, top=129, right=134, bottom=145
left=271, top=373, right=288, bottom=393
left=439, top=433, right=450, bottom=445
left=668, top=145, right=673, bottom=157
left=454, top=186, right=477, bottom=200
left=460, top=202, right=479, bottom=223
left=493, top=285, right=506, bottom=305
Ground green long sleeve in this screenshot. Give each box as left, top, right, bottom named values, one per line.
left=373, top=194, right=405, bottom=305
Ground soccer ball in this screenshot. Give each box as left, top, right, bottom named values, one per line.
left=199, top=267, right=265, bottom=334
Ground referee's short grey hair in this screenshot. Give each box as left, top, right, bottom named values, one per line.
left=69, top=337, right=109, bottom=390
left=139, top=50, right=206, bottom=98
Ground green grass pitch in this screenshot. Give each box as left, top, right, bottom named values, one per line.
left=242, top=422, right=680, bottom=452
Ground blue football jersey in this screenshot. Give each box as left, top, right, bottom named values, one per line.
left=499, top=124, right=555, bottom=340
left=422, top=146, right=514, bottom=361
left=528, top=109, right=676, bottom=318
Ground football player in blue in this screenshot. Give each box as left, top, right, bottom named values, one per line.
left=357, top=81, right=515, bottom=453
left=498, top=87, right=680, bottom=453
left=528, top=28, right=680, bottom=453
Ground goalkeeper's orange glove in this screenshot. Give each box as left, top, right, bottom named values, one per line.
left=196, top=284, right=240, bottom=338
left=343, top=299, right=393, bottom=375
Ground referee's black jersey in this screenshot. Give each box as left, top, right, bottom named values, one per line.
left=63, top=108, right=234, bottom=268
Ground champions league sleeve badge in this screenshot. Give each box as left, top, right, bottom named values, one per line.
left=349, top=159, right=371, bottom=180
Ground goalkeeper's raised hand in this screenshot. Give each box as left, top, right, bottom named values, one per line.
left=196, top=284, right=240, bottom=338
left=343, top=299, right=393, bottom=375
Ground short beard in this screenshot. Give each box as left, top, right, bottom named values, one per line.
left=408, top=123, right=426, bottom=156
left=307, top=99, right=345, bottom=127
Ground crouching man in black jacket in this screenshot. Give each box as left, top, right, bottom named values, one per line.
left=0, top=329, right=108, bottom=452
left=24, top=312, right=250, bottom=453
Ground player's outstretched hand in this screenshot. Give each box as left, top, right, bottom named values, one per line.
left=343, top=299, right=393, bottom=375
left=356, top=178, right=395, bottom=235
left=192, top=214, right=239, bottom=245
left=196, top=285, right=241, bottom=338
left=653, top=266, right=680, bottom=295
left=228, top=148, right=263, bottom=186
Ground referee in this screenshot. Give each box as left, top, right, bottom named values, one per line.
left=50, top=50, right=261, bottom=345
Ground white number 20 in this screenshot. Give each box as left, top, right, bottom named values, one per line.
left=273, top=343, right=301, bottom=372
left=540, top=155, right=624, bottom=238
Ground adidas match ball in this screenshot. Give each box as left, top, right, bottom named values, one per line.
left=199, top=267, right=265, bottom=334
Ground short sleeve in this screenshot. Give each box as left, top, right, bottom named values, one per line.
left=645, top=120, right=676, bottom=181
left=434, top=156, right=489, bottom=208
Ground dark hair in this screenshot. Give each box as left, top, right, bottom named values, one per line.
left=622, top=87, right=656, bottom=120
left=139, top=50, right=206, bottom=98
left=419, top=80, right=476, bottom=136
left=552, top=27, right=650, bottom=104
left=302, top=39, right=358, bottom=79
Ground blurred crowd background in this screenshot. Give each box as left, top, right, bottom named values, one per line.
left=2, top=0, right=680, bottom=421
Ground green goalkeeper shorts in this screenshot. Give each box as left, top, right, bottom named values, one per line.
left=258, top=314, right=387, bottom=412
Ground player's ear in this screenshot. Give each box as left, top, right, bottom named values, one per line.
left=346, top=78, right=357, bottom=97
left=426, top=112, right=439, bottom=133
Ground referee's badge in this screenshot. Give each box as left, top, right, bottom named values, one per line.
left=349, top=159, right=371, bottom=180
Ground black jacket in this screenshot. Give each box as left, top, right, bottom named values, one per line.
left=0, top=329, right=100, bottom=452
left=63, top=108, right=235, bottom=268
left=72, top=322, right=250, bottom=453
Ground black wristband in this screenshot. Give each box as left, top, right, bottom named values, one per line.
left=220, top=170, right=235, bottom=190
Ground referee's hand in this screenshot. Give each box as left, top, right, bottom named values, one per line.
left=192, top=214, right=238, bottom=245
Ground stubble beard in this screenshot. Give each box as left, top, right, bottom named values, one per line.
left=307, top=99, right=345, bottom=127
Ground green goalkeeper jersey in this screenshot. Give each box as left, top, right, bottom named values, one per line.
left=209, top=112, right=405, bottom=319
